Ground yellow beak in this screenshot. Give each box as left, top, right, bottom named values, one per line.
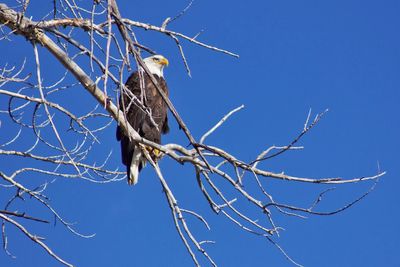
left=160, top=57, right=169, bottom=66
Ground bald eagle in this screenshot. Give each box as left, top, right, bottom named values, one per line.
left=116, top=55, right=170, bottom=185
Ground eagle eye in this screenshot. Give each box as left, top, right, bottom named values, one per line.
left=153, top=58, right=159, bottom=61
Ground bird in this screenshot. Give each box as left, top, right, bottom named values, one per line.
left=116, top=55, right=170, bottom=185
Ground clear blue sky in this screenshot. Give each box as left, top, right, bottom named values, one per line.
left=1, top=0, right=399, bottom=266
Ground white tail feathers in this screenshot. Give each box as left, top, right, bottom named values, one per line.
left=129, top=147, right=143, bottom=185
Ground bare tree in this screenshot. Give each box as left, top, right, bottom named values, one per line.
left=0, top=1, right=384, bottom=266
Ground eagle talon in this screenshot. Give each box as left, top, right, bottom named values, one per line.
left=144, top=146, right=162, bottom=159
left=153, top=148, right=162, bottom=158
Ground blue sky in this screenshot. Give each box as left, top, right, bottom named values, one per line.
left=0, top=0, right=399, bottom=266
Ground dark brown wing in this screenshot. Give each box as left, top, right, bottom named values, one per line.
left=140, top=74, right=169, bottom=143
left=116, top=71, right=169, bottom=173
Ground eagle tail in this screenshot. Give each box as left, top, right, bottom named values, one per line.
left=128, top=147, right=143, bottom=185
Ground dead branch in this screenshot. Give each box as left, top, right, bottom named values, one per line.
left=0, top=2, right=384, bottom=267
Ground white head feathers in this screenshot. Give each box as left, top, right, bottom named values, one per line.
left=142, top=55, right=169, bottom=78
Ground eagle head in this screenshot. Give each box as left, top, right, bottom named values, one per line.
left=143, top=55, right=169, bottom=77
